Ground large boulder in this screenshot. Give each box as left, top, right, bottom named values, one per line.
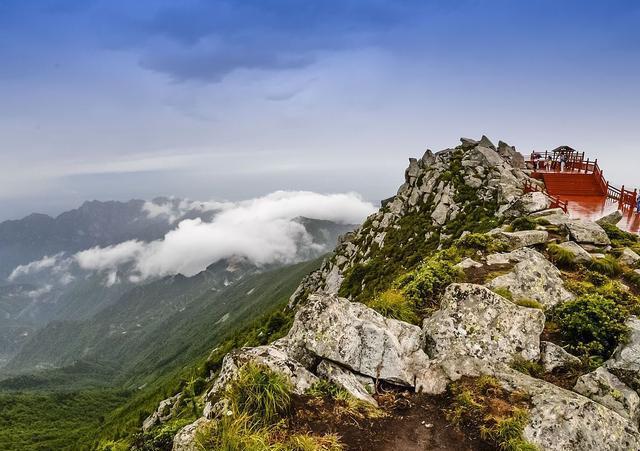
left=202, top=344, right=318, bottom=419
left=423, top=283, right=545, bottom=363
left=596, top=210, right=623, bottom=227
left=574, top=367, right=640, bottom=425
left=540, top=341, right=581, bottom=372
left=491, top=229, right=549, bottom=250
left=143, top=393, right=183, bottom=432
left=286, top=294, right=429, bottom=387
left=607, top=317, right=640, bottom=392
left=487, top=248, right=574, bottom=308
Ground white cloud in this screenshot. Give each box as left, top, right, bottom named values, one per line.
left=75, top=191, right=375, bottom=280
left=9, top=253, right=65, bottom=281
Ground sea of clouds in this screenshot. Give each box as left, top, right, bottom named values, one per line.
left=9, top=191, right=375, bottom=288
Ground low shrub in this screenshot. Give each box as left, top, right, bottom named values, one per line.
left=510, top=217, right=538, bottom=232
left=398, top=257, right=463, bottom=314
left=553, top=294, right=629, bottom=365
left=601, top=223, right=639, bottom=247
left=585, top=270, right=609, bottom=287
left=367, top=289, right=419, bottom=324
left=625, top=270, right=640, bottom=290
left=457, top=233, right=509, bottom=253
left=130, top=419, right=193, bottom=451
left=547, top=244, right=577, bottom=269
left=510, top=355, right=544, bottom=377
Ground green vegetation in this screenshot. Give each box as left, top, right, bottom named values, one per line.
left=366, top=289, right=419, bottom=324
left=509, top=217, right=538, bottom=232
left=589, top=255, right=622, bottom=277
left=552, top=294, right=630, bottom=365
left=510, top=355, right=544, bottom=378
left=601, top=223, right=640, bottom=249
left=196, top=365, right=346, bottom=450
left=491, top=287, right=514, bottom=301
left=447, top=376, right=537, bottom=451
left=456, top=233, right=510, bottom=254
left=546, top=244, right=577, bottom=269
left=514, top=299, right=544, bottom=310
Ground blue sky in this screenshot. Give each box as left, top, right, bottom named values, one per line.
left=1, top=0, right=639, bottom=220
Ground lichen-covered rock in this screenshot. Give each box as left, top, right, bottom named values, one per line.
left=287, top=294, right=429, bottom=386
left=540, top=341, right=581, bottom=372
left=316, top=360, right=378, bottom=406
left=487, top=248, right=574, bottom=308
left=596, top=210, right=623, bottom=227
left=574, top=367, right=640, bottom=425
left=490, top=229, right=549, bottom=250
left=504, top=191, right=552, bottom=217
left=423, top=283, right=545, bottom=363
left=202, top=344, right=318, bottom=419
left=172, top=418, right=210, bottom=451
left=558, top=241, right=593, bottom=264
left=455, top=257, right=483, bottom=269
left=620, top=248, right=640, bottom=266
left=143, top=393, right=183, bottom=432
left=607, top=317, right=640, bottom=392
left=565, top=219, right=611, bottom=245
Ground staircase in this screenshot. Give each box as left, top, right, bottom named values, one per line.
left=542, top=172, right=606, bottom=196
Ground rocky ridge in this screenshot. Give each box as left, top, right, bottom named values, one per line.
left=160, top=136, right=640, bottom=451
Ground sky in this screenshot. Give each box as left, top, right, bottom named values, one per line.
left=1, top=0, right=640, bottom=221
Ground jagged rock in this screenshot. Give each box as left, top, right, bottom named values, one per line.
left=421, top=149, right=435, bottom=166
left=143, top=393, right=182, bottom=432
left=620, top=248, right=640, bottom=266
left=565, top=219, right=611, bottom=246
left=490, top=229, right=549, bottom=250
left=286, top=294, right=429, bottom=387
left=460, top=137, right=479, bottom=149
left=504, top=191, right=552, bottom=217
left=478, top=135, right=496, bottom=150
left=496, top=368, right=640, bottom=450
left=316, top=360, right=378, bottom=406
left=574, top=367, right=640, bottom=425
left=607, top=317, right=640, bottom=392
left=203, top=344, right=318, bottom=418
left=597, top=210, right=623, bottom=227
left=455, top=257, right=483, bottom=269
left=497, top=140, right=525, bottom=169
left=172, top=418, right=210, bottom=451
left=540, top=341, right=581, bottom=372
left=530, top=207, right=566, bottom=218
left=423, top=283, right=545, bottom=363
left=487, top=248, right=574, bottom=308
left=558, top=241, right=593, bottom=264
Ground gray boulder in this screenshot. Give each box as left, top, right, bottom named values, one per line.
left=540, top=341, right=581, bottom=372
left=558, top=241, right=593, bottom=264
left=455, top=257, right=483, bottom=269
left=286, top=294, right=429, bottom=387
left=504, top=191, right=552, bottom=217
left=487, top=248, right=574, bottom=308
left=491, top=229, right=549, bottom=250
left=423, top=283, right=545, bottom=363
left=597, top=210, right=623, bottom=227
left=143, top=393, right=183, bottom=432
left=574, top=367, right=640, bottom=425
left=172, top=418, right=210, bottom=451
left=460, top=137, right=479, bottom=149
left=620, top=248, right=640, bottom=266
left=607, top=317, right=640, bottom=392
left=316, top=360, right=378, bottom=406
left=565, top=219, right=611, bottom=246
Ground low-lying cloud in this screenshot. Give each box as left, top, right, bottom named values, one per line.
left=14, top=191, right=375, bottom=285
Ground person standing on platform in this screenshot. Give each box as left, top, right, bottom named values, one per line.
left=636, top=196, right=640, bottom=214
left=560, top=154, right=567, bottom=172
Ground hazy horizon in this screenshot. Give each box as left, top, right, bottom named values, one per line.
left=2, top=0, right=639, bottom=221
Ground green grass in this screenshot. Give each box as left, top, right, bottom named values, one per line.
left=366, top=289, right=419, bottom=324
left=546, top=244, right=577, bottom=269
left=514, top=299, right=544, bottom=310
left=510, top=355, right=544, bottom=378
left=589, top=255, right=622, bottom=277
left=491, top=287, right=514, bottom=301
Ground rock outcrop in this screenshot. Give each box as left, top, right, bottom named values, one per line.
left=607, top=317, right=640, bottom=392
left=540, top=341, right=581, bottom=372
left=423, top=283, right=545, bottom=362
left=558, top=241, right=593, bottom=264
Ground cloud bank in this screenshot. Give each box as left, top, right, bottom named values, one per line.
left=13, top=191, right=375, bottom=285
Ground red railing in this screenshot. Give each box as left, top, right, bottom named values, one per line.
left=527, top=150, right=638, bottom=212
left=523, top=179, right=569, bottom=213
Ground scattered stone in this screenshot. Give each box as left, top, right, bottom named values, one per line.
left=565, top=219, right=611, bottom=246
left=455, top=258, right=483, bottom=269
left=574, top=367, right=640, bottom=425
left=540, top=341, right=581, bottom=372
left=143, top=393, right=183, bottom=431
left=423, top=283, right=545, bottom=363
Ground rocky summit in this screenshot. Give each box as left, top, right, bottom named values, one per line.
left=144, top=136, right=640, bottom=451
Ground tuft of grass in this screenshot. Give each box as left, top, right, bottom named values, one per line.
left=546, top=244, right=577, bottom=269
left=492, top=287, right=514, bottom=302
left=481, top=408, right=538, bottom=451
left=510, top=355, right=544, bottom=378
left=510, top=217, right=538, bottom=232
left=601, top=223, right=639, bottom=247
left=589, top=255, right=622, bottom=277
left=457, top=233, right=510, bottom=253
left=284, top=433, right=344, bottom=451
left=226, top=363, right=292, bottom=427
left=515, top=299, right=544, bottom=310
left=367, top=289, right=419, bottom=324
